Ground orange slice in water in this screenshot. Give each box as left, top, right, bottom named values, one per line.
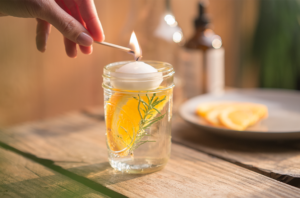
left=105, top=90, right=170, bottom=157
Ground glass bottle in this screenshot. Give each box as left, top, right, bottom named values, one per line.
left=179, top=2, right=224, bottom=98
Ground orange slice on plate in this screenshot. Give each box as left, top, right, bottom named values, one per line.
left=219, top=103, right=268, bottom=131
left=203, top=103, right=234, bottom=126
left=196, top=102, right=232, bottom=117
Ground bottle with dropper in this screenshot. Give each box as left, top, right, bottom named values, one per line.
left=178, top=1, right=224, bottom=98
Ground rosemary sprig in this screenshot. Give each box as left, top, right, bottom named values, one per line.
left=119, top=93, right=166, bottom=155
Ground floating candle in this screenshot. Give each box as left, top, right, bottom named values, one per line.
left=116, top=61, right=157, bottom=74
left=111, top=61, right=163, bottom=91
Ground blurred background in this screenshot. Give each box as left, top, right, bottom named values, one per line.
left=0, top=0, right=299, bottom=127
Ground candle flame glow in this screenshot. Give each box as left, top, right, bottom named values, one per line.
left=129, top=31, right=142, bottom=60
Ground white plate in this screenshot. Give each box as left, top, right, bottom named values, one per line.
left=179, top=89, right=300, bottom=140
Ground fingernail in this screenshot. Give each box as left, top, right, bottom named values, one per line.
left=76, top=33, right=93, bottom=46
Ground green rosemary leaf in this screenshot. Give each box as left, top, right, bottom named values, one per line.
left=141, top=100, right=149, bottom=107
left=152, top=100, right=161, bottom=108
left=153, top=107, right=161, bottom=114
left=144, top=113, right=150, bottom=120
left=146, top=94, right=151, bottom=104
left=150, top=93, right=156, bottom=103
left=139, top=97, right=150, bottom=112
left=137, top=95, right=143, bottom=119
left=152, top=96, right=166, bottom=107
left=147, top=113, right=154, bottom=119
left=143, top=114, right=165, bottom=129
left=146, top=114, right=165, bottom=124
left=141, top=101, right=148, bottom=112
left=152, top=97, right=159, bottom=105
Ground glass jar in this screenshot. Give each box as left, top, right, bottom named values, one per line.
left=102, top=61, right=175, bottom=174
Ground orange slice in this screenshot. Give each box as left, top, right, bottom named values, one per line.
left=219, top=103, right=268, bottom=131
left=196, top=102, right=232, bottom=117
left=203, top=104, right=234, bottom=126
left=105, top=90, right=170, bottom=157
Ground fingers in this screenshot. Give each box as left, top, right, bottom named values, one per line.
left=75, top=0, right=104, bottom=42
left=64, top=37, right=77, bottom=58
left=63, top=0, right=92, bottom=54
left=79, top=45, right=93, bottom=54
left=36, top=18, right=51, bottom=52
left=40, top=0, right=93, bottom=47
left=36, top=0, right=100, bottom=56
left=55, top=0, right=78, bottom=57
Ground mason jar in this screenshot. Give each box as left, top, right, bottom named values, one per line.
left=102, top=61, right=175, bottom=174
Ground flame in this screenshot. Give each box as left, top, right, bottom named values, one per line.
left=129, top=31, right=141, bottom=60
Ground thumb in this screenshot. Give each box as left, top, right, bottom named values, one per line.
left=40, top=1, right=93, bottom=47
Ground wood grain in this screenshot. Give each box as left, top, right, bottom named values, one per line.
left=1, top=113, right=300, bottom=197
left=0, top=147, right=108, bottom=198
left=82, top=106, right=300, bottom=187
left=171, top=117, right=300, bottom=186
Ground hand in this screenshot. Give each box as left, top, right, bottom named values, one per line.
left=0, top=0, right=105, bottom=57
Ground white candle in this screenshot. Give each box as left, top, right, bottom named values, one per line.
left=111, top=61, right=163, bottom=90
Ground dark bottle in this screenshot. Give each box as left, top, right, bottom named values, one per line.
left=179, top=2, right=224, bottom=98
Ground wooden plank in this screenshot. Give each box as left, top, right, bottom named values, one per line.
left=1, top=112, right=300, bottom=197
left=171, top=116, right=300, bottom=186
left=0, top=147, right=108, bottom=198
left=83, top=107, right=300, bottom=186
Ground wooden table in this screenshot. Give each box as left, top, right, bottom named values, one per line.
left=1, top=109, right=300, bottom=197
